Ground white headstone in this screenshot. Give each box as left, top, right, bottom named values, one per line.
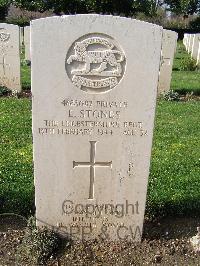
left=185, top=34, right=190, bottom=50
left=186, top=34, right=191, bottom=52
left=20, top=27, right=24, bottom=46
left=24, top=26, right=30, bottom=61
left=32, top=15, right=163, bottom=242
left=191, top=34, right=196, bottom=54
left=157, top=29, right=178, bottom=94
left=0, top=23, right=21, bottom=92
left=197, top=41, right=200, bottom=65
left=183, top=33, right=188, bottom=48
left=188, top=34, right=195, bottom=53
left=191, top=34, right=200, bottom=60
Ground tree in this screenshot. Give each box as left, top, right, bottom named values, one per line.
left=11, top=0, right=165, bottom=17
left=189, top=15, right=200, bottom=30
left=134, top=0, right=164, bottom=17
left=45, top=0, right=134, bottom=16
left=12, top=0, right=47, bottom=12
left=0, top=0, right=11, bottom=20
left=88, top=0, right=133, bottom=16
left=165, top=0, right=200, bottom=17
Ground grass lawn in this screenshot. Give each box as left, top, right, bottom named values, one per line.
left=147, top=100, right=200, bottom=218
left=20, top=46, right=31, bottom=90
left=171, top=42, right=200, bottom=95
left=0, top=98, right=199, bottom=218
left=0, top=99, right=34, bottom=216
left=21, top=62, right=31, bottom=90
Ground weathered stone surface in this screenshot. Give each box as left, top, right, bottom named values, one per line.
left=157, top=29, right=178, bottom=94
left=32, top=15, right=163, bottom=241
left=0, top=23, right=21, bottom=91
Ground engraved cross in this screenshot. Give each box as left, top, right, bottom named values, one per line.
left=0, top=55, right=10, bottom=75
left=0, top=40, right=10, bottom=76
left=73, top=141, right=112, bottom=200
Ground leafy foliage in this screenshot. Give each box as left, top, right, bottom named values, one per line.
left=0, top=86, right=11, bottom=96
left=6, top=14, right=30, bottom=26
left=0, top=0, right=11, bottom=8
left=0, top=0, right=11, bottom=20
left=179, top=57, right=198, bottom=71
left=164, top=16, right=190, bottom=29
left=163, top=90, right=180, bottom=101
left=12, top=0, right=165, bottom=17
left=12, top=0, right=46, bottom=12
left=135, top=0, right=165, bottom=17
left=189, top=16, right=200, bottom=31
left=165, top=0, right=200, bottom=16
left=1, top=0, right=199, bottom=23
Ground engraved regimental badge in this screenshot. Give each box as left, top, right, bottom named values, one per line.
left=66, top=33, right=126, bottom=93
left=0, top=28, right=10, bottom=42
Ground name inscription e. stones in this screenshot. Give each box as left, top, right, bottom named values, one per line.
left=32, top=15, right=163, bottom=242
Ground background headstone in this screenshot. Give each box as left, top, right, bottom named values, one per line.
left=0, top=23, right=21, bottom=92
left=32, top=15, right=163, bottom=242
left=186, top=34, right=190, bottom=52
left=186, top=34, right=190, bottom=50
left=157, top=29, right=178, bottom=94
left=191, top=34, right=200, bottom=60
left=24, top=26, right=30, bottom=61
left=183, top=33, right=188, bottom=48
left=19, top=27, right=24, bottom=46
left=188, top=34, right=195, bottom=53
left=197, top=41, right=200, bottom=65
